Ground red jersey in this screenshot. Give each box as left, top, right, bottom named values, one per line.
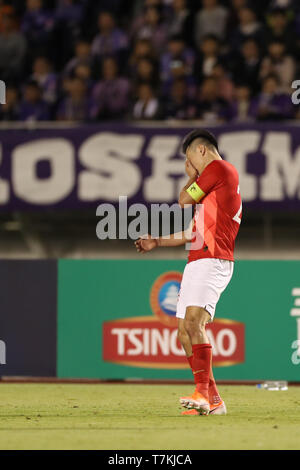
left=188, top=160, right=242, bottom=263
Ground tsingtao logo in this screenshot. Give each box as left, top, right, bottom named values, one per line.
left=102, top=271, right=245, bottom=369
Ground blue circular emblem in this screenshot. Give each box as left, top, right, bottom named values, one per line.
left=158, top=281, right=181, bottom=317
left=150, top=272, right=182, bottom=326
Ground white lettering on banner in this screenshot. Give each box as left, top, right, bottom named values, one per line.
left=216, top=329, right=237, bottom=357
left=110, top=328, right=236, bottom=357
left=218, top=131, right=259, bottom=201
left=0, top=340, right=6, bottom=364
left=127, top=329, right=144, bottom=356
left=261, top=133, right=300, bottom=200
left=78, top=132, right=143, bottom=201
left=143, top=329, right=150, bottom=355
left=3, top=129, right=300, bottom=207
left=12, top=139, right=74, bottom=204
left=144, top=136, right=184, bottom=201
left=207, top=329, right=237, bottom=357
left=0, top=145, right=9, bottom=204
left=111, top=328, right=129, bottom=355
left=150, top=329, right=170, bottom=356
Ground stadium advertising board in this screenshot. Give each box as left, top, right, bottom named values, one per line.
left=102, top=271, right=245, bottom=369
left=0, top=123, right=300, bottom=211
left=57, top=260, right=300, bottom=381
left=0, top=260, right=57, bottom=377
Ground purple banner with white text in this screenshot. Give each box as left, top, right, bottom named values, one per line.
left=0, top=122, right=300, bottom=211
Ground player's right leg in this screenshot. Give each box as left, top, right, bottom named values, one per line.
left=181, top=305, right=211, bottom=415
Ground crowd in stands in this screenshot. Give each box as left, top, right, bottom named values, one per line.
left=0, top=0, right=299, bottom=122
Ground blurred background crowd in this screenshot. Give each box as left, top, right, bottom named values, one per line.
left=0, top=0, right=299, bottom=123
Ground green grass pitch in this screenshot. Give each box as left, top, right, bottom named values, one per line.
left=0, top=383, right=299, bottom=450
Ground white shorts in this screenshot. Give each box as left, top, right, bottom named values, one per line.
left=176, top=258, right=234, bottom=321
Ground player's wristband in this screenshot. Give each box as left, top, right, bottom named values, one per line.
left=186, top=182, right=205, bottom=202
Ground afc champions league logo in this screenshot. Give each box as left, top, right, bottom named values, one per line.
left=150, top=271, right=182, bottom=327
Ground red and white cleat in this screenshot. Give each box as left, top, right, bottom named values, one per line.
left=179, top=389, right=210, bottom=415
left=209, top=400, right=227, bottom=415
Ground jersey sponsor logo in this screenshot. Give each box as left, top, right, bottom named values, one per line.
left=102, top=272, right=245, bottom=369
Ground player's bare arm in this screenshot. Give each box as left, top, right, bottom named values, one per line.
left=135, top=228, right=193, bottom=254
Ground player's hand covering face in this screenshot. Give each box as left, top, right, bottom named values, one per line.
left=135, top=235, right=158, bottom=254
left=185, top=159, right=198, bottom=178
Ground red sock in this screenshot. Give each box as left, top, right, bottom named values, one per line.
left=188, top=352, right=221, bottom=404
left=191, top=344, right=212, bottom=400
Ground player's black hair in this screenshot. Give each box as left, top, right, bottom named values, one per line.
left=182, top=129, right=219, bottom=154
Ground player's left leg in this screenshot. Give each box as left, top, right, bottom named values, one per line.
left=179, top=306, right=211, bottom=414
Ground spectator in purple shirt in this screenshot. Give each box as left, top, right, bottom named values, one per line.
left=91, top=11, right=128, bottom=67
left=19, top=80, right=50, bottom=122
left=90, top=56, right=130, bottom=121
left=56, top=77, right=89, bottom=121
left=250, top=74, right=293, bottom=121
left=21, top=0, right=55, bottom=53
left=31, top=56, right=58, bottom=105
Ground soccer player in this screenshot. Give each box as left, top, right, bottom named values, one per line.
left=135, top=129, right=242, bottom=415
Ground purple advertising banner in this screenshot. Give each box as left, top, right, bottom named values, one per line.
left=0, top=122, right=300, bottom=211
